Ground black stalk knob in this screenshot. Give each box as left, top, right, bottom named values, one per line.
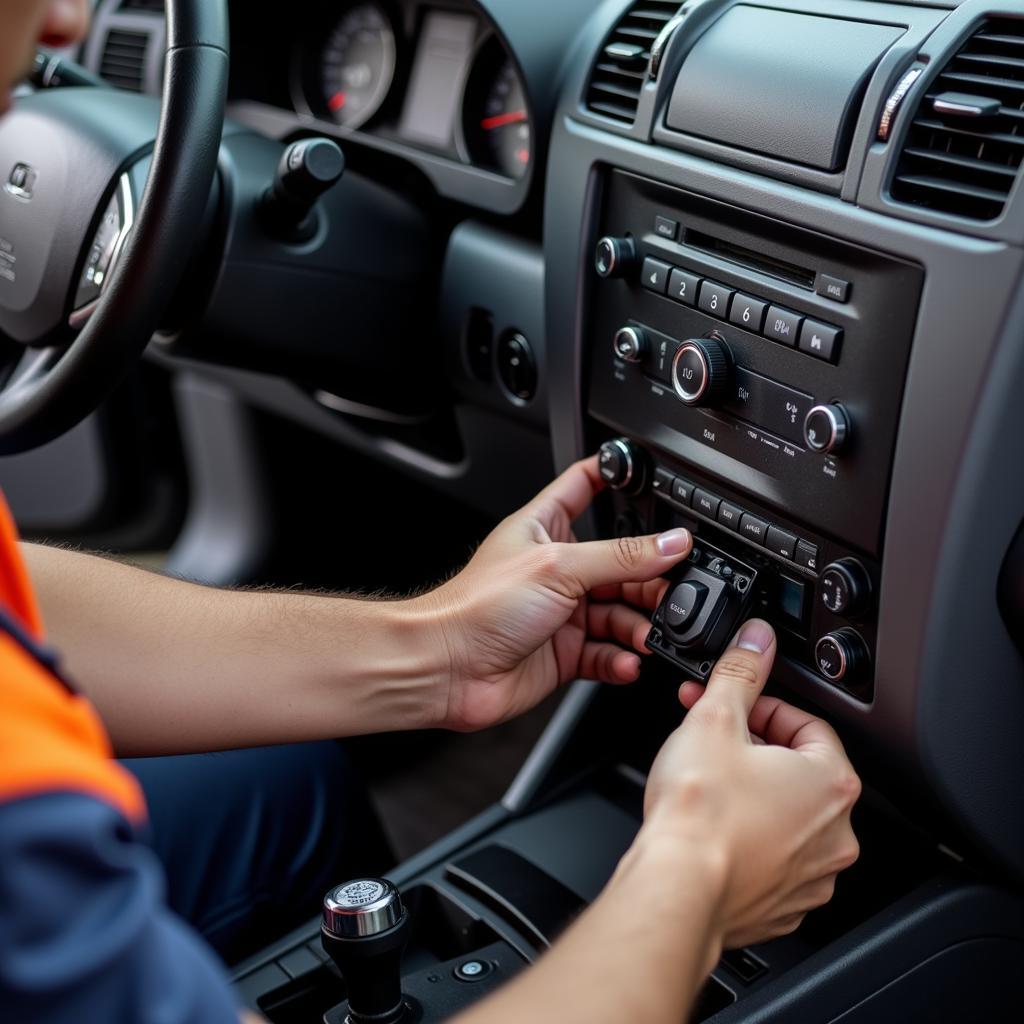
left=262, top=138, right=345, bottom=241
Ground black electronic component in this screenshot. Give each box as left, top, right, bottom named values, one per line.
left=815, top=628, right=869, bottom=683
left=804, top=404, right=850, bottom=455
left=647, top=541, right=758, bottom=681
left=497, top=333, right=538, bottom=403
left=613, top=325, right=647, bottom=363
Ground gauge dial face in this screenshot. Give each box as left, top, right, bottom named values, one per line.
left=321, top=4, right=396, bottom=128
left=463, top=55, right=532, bottom=179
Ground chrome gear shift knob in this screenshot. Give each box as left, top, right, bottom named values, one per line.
left=322, top=878, right=412, bottom=1024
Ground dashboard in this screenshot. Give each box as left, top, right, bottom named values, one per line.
left=69, top=0, right=1024, bottom=886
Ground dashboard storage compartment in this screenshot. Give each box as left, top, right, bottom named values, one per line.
left=665, top=7, right=903, bottom=172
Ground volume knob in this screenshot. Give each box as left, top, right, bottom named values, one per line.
left=672, top=336, right=731, bottom=406
left=613, top=325, right=647, bottom=363
left=804, top=404, right=850, bottom=455
left=820, top=559, right=872, bottom=617
left=597, top=438, right=648, bottom=494
left=595, top=236, right=638, bottom=279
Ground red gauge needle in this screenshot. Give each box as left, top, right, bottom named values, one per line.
left=480, top=110, right=527, bottom=131
left=328, top=91, right=347, bottom=113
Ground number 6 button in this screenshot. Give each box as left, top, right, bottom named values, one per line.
left=729, top=294, right=768, bottom=333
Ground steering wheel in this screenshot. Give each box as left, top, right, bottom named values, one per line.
left=0, top=1, right=228, bottom=455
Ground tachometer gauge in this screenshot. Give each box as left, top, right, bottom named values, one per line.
left=320, top=4, right=396, bottom=129
left=460, top=45, right=532, bottom=180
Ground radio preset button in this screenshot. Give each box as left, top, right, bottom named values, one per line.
left=764, top=306, right=803, bottom=347
left=652, top=467, right=675, bottom=499
left=815, top=273, right=851, bottom=303
left=668, top=268, right=701, bottom=306
left=698, top=280, right=734, bottom=319
left=642, top=257, right=671, bottom=294
left=672, top=477, right=695, bottom=507
left=766, top=526, right=799, bottom=561
left=739, top=514, right=769, bottom=545
left=655, top=215, right=679, bottom=241
left=729, top=294, right=768, bottom=333
left=795, top=540, right=820, bottom=573
left=799, top=320, right=843, bottom=362
left=717, top=502, right=743, bottom=531
left=693, top=489, right=722, bottom=519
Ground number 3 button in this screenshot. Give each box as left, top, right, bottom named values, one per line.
left=729, top=294, right=768, bottom=332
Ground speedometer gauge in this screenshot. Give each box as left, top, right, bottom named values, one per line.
left=460, top=44, right=532, bottom=180
left=320, top=4, right=396, bottom=129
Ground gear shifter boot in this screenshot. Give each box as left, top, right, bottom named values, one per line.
left=321, top=878, right=412, bottom=1024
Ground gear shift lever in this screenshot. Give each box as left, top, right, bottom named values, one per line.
left=321, top=878, right=412, bottom=1024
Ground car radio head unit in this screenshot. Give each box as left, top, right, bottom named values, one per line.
left=587, top=172, right=923, bottom=701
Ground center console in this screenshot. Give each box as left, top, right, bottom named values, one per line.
left=587, top=170, right=923, bottom=699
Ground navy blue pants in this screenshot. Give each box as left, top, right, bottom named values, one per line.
left=122, top=741, right=388, bottom=965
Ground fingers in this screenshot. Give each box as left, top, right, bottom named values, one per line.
left=579, top=642, right=642, bottom=684
left=587, top=602, right=653, bottom=654
left=529, top=456, right=605, bottom=527
left=693, top=620, right=777, bottom=728
left=746, top=697, right=849, bottom=761
left=555, top=529, right=692, bottom=594
left=589, top=578, right=670, bottom=611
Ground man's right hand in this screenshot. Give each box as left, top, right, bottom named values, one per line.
left=642, top=618, right=861, bottom=953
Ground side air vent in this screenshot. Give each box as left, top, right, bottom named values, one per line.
left=892, top=17, right=1024, bottom=221
left=98, top=28, right=150, bottom=91
left=584, top=1, right=682, bottom=125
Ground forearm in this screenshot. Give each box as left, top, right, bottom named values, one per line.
left=454, top=831, right=724, bottom=1024
left=23, top=544, right=448, bottom=756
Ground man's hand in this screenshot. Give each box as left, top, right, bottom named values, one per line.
left=421, top=456, right=692, bottom=732
left=640, top=618, right=861, bottom=956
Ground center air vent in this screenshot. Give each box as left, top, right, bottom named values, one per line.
left=585, top=1, right=682, bottom=125
left=98, top=28, right=150, bottom=92
left=891, top=17, right=1024, bottom=221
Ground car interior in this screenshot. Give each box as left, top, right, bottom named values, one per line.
left=2, top=0, right=1024, bottom=1020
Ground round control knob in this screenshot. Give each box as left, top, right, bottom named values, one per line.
left=671, top=336, right=731, bottom=406
left=804, top=404, right=850, bottom=455
left=815, top=628, right=869, bottom=683
left=595, top=236, right=638, bottom=279
left=613, top=325, right=647, bottom=363
left=597, top=438, right=647, bottom=494
left=820, top=559, right=872, bottom=617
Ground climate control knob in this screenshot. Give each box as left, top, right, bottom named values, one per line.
left=804, top=404, right=850, bottom=455
left=613, top=325, right=647, bottom=363
left=597, top=438, right=648, bottom=494
left=595, top=236, right=638, bottom=279
left=820, top=559, right=872, bottom=617
left=815, top=628, right=869, bottom=684
left=672, top=336, right=731, bottom=406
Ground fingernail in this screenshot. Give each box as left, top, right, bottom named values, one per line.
left=656, top=528, right=691, bottom=557
left=736, top=619, right=774, bottom=654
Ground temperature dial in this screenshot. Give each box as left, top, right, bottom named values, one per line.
left=815, top=629, right=869, bottom=684
left=820, top=559, right=872, bottom=617
left=804, top=404, right=850, bottom=455
left=597, top=439, right=647, bottom=494
left=672, top=336, right=731, bottom=407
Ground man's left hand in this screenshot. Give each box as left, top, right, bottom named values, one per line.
left=421, top=457, right=692, bottom=732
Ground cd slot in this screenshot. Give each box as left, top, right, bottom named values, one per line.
left=684, top=229, right=817, bottom=291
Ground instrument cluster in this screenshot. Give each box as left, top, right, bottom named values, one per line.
left=291, top=1, right=532, bottom=181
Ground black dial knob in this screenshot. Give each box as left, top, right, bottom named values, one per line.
left=804, top=404, right=850, bottom=455
left=595, top=236, right=638, bottom=279
left=820, top=559, right=872, bottom=617
left=815, top=628, right=869, bottom=683
left=597, top=439, right=647, bottom=494
left=671, top=336, right=731, bottom=406
left=613, top=325, right=647, bottom=363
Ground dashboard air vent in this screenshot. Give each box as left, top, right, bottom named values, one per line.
left=891, top=17, right=1024, bottom=221
left=98, top=28, right=150, bottom=91
left=585, top=1, right=682, bottom=125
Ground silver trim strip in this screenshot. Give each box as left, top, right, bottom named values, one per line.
left=877, top=66, right=924, bottom=142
